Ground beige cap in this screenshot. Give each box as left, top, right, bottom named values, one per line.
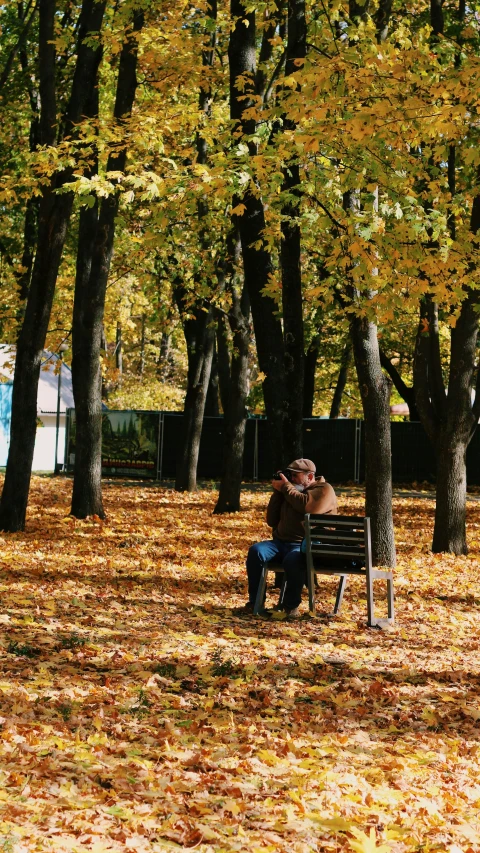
left=286, top=458, right=316, bottom=473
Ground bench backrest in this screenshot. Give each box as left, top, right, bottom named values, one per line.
left=304, top=513, right=372, bottom=572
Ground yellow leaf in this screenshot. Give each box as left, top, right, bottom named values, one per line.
left=349, top=827, right=391, bottom=853
left=231, top=203, right=246, bottom=216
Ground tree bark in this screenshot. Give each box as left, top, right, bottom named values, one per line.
left=350, top=316, right=396, bottom=566
left=71, top=8, right=143, bottom=519
left=204, top=340, right=220, bottom=416
left=229, top=1, right=286, bottom=469
left=216, top=313, right=231, bottom=414
left=0, top=0, right=106, bottom=532
left=215, top=231, right=251, bottom=513
left=174, top=291, right=215, bottom=491
left=281, top=0, right=306, bottom=460
left=330, top=342, right=352, bottom=419
left=303, top=333, right=320, bottom=417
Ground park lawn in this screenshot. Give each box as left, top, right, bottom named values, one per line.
left=0, top=479, right=479, bottom=853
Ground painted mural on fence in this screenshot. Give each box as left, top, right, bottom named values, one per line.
left=67, top=411, right=159, bottom=478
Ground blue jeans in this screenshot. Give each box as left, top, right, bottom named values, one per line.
left=246, top=539, right=306, bottom=609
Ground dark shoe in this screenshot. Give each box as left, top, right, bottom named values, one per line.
left=234, top=602, right=254, bottom=614
left=286, top=607, right=302, bottom=621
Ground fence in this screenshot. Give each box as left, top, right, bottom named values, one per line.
left=64, top=409, right=480, bottom=484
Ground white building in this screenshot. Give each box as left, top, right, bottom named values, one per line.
left=0, top=346, right=74, bottom=472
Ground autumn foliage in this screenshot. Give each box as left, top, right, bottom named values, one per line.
left=0, top=478, right=479, bottom=851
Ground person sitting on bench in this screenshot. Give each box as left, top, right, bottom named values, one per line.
left=243, top=458, right=338, bottom=619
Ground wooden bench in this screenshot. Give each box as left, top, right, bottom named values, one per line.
left=252, top=514, right=394, bottom=627
left=305, top=513, right=394, bottom=627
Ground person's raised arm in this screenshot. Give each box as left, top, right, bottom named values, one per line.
left=266, top=484, right=283, bottom=528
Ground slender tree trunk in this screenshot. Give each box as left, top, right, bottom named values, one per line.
left=214, top=293, right=250, bottom=512
left=215, top=232, right=251, bottom=513
left=71, top=8, right=143, bottom=519
left=281, top=0, right=306, bottom=460
left=330, top=342, right=352, bottom=419
left=175, top=297, right=215, bottom=491
left=303, top=333, right=320, bottom=417
left=138, top=314, right=146, bottom=377
left=216, top=313, right=231, bottom=414
left=350, top=315, right=396, bottom=566
left=204, top=341, right=220, bottom=416
left=115, top=322, right=123, bottom=374
left=379, top=348, right=419, bottom=421
left=0, top=0, right=106, bottom=532
left=229, top=1, right=286, bottom=470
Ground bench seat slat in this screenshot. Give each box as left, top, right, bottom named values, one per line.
left=311, top=548, right=365, bottom=558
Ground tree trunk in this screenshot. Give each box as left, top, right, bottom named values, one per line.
left=71, top=8, right=143, bottom=519
left=433, top=434, right=468, bottom=554
left=204, top=340, right=220, bottom=416
left=216, top=313, right=231, bottom=414
left=138, top=314, right=146, bottom=377
left=174, top=297, right=215, bottom=491
left=281, top=0, right=306, bottom=461
left=350, top=315, right=396, bottom=567
left=0, top=0, right=106, bottom=532
left=214, top=292, right=250, bottom=512
left=116, top=322, right=123, bottom=374
left=379, top=348, right=420, bottom=421
left=330, top=342, right=352, bottom=419
left=215, top=231, right=250, bottom=513
left=229, top=1, right=286, bottom=470
left=303, top=334, right=320, bottom=418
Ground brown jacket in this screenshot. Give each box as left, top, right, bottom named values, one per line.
left=266, top=478, right=337, bottom=542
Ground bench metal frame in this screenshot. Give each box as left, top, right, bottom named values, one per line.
left=305, top=513, right=394, bottom=627
left=253, top=563, right=286, bottom=615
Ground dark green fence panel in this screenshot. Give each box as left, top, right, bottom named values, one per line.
left=64, top=408, right=480, bottom=485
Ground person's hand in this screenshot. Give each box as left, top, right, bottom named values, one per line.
left=272, top=473, right=289, bottom=491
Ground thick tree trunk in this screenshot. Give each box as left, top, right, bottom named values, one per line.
left=175, top=301, right=215, bottom=491
left=215, top=232, right=250, bottom=513
left=432, top=294, right=478, bottom=553
left=303, top=334, right=320, bottom=417
left=281, top=0, right=306, bottom=460
left=433, top=435, right=468, bottom=554
left=0, top=0, right=106, bottom=532
left=330, top=342, right=352, bottom=419
left=71, top=8, right=143, bottom=519
left=229, top=1, right=286, bottom=470
left=71, top=199, right=104, bottom=519
left=350, top=315, right=396, bottom=567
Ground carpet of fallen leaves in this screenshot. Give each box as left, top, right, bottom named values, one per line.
left=0, top=477, right=480, bottom=853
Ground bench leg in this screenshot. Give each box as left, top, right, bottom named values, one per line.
left=387, top=575, right=394, bottom=622
left=366, top=570, right=375, bottom=627
left=253, top=568, right=268, bottom=615
left=333, top=575, right=347, bottom=614
left=277, top=576, right=287, bottom=608
left=308, top=566, right=316, bottom=615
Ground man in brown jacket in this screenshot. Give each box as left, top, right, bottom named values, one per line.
left=245, top=458, right=337, bottom=618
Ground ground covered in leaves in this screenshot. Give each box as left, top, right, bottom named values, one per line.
left=1, top=478, right=480, bottom=853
